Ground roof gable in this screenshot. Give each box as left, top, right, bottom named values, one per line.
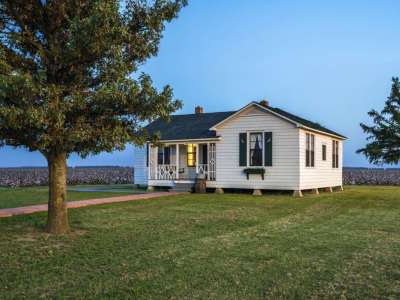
left=211, top=102, right=346, bottom=139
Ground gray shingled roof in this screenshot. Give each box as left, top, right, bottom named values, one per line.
left=146, top=105, right=345, bottom=141
left=145, top=111, right=235, bottom=140
left=267, top=107, right=346, bottom=139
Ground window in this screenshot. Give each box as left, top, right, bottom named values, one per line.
left=157, top=146, right=170, bottom=165
left=306, top=133, right=315, bottom=167
left=322, top=144, right=327, bottom=161
left=332, top=140, right=339, bottom=168
left=250, top=132, right=263, bottom=166
left=201, top=144, right=208, bottom=164
left=187, top=144, right=196, bottom=167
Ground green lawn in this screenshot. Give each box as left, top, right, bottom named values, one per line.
left=1, top=186, right=400, bottom=299
left=0, top=184, right=144, bottom=209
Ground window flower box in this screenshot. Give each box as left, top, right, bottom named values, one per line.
left=243, top=168, right=266, bottom=180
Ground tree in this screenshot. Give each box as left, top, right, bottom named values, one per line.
left=358, top=77, right=400, bottom=165
left=0, top=0, right=187, bottom=234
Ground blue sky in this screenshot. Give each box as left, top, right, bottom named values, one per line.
left=1, top=0, right=400, bottom=167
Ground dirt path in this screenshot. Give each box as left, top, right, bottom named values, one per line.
left=0, top=192, right=183, bottom=218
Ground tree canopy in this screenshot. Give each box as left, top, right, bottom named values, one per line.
left=0, top=0, right=186, bottom=156
left=0, top=0, right=187, bottom=233
left=358, top=77, right=400, bottom=164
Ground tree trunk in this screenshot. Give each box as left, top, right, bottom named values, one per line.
left=46, top=152, right=70, bottom=234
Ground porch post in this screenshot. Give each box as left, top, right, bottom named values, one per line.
left=147, top=143, right=151, bottom=180
left=207, top=142, right=210, bottom=180
left=196, top=143, right=199, bottom=173
left=154, top=146, right=158, bottom=180
left=175, top=144, right=179, bottom=180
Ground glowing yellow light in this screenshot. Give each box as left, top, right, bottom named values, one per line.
left=187, top=144, right=196, bottom=167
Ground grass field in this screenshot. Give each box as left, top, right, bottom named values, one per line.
left=1, top=186, right=400, bottom=299
left=0, top=185, right=144, bottom=209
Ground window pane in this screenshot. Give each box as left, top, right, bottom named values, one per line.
left=164, top=147, right=170, bottom=165
left=157, top=148, right=164, bottom=165
left=306, top=133, right=315, bottom=167
left=335, top=141, right=339, bottom=168
left=202, top=144, right=208, bottom=164
left=187, top=144, right=196, bottom=167
left=306, top=150, right=310, bottom=167
left=332, top=140, right=336, bottom=168
left=311, top=135, right=315, bottom=167
left=250, top=133, right=263, bottom=166
left=306, top=134, right=310, bottom=167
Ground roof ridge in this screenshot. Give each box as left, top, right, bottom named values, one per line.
left=171, top=110, right=236, bottom=117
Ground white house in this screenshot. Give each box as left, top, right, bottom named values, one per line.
left=133, top=101, right=346, bottom=196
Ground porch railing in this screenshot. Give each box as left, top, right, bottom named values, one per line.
left=152, top=164, right=215, bottom=181
left=197, top=164, right=216, bottom=181
left=148, top=142, right=216, bottom=181
left=156, top=164, right=177, bottom=180
left=197, top=164, right=208, bottom=178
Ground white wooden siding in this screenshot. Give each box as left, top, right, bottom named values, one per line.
left=298, top=129, right=343, bottom=189
left=135, top=104, right=344, bottom=191
left=133, top=146, right=148, bottom=185
left=213, top=107, right=301, bottom=190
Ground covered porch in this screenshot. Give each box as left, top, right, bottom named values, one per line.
left=148, top=142, right=216, bottom=183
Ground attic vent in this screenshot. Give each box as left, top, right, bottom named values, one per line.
left=195, top=106, right=204, bottom=114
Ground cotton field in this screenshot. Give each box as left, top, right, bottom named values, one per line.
left=1, top=167, right=399, bottom=187
left=0, top=167, right=133, bottom=187
left=343, top=168, right=400, bottom=186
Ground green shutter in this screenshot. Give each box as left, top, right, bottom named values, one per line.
left=239, top=133, right=247, bottom=166
left=264, top=132, right=272, bottom=166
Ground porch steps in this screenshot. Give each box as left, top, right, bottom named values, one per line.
left=170, top=183, right=194, bottom=192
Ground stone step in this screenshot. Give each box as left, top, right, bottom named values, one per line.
left=170, top=183, right=194, bottom=192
